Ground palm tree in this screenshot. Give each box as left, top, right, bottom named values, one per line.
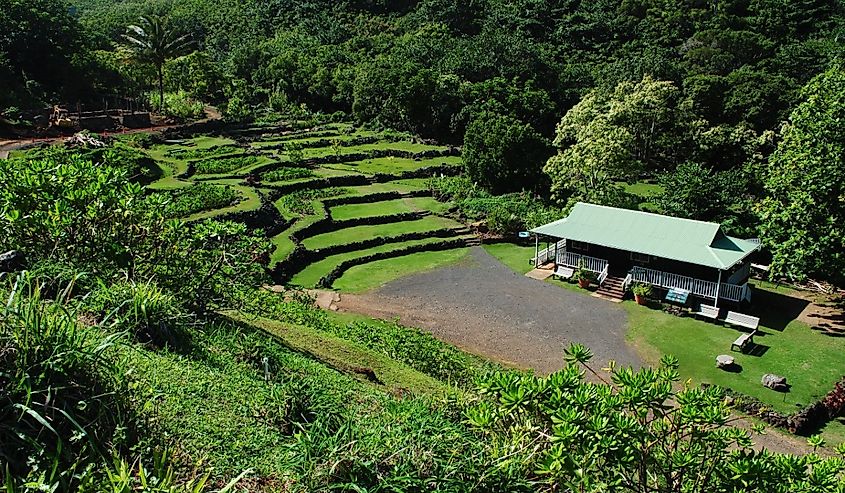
left=122, top=15, right=193, bottom=112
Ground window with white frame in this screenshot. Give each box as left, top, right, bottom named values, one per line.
left=630, top=252, right=650, bottom=264
left=569, top=240, right=589, bottom=252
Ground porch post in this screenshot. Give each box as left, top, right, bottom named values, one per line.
left=534, top=234, right=539, bottom=265
left=714, top=270, right=722, bottom=307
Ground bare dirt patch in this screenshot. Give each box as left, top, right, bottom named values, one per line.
left=337, top=246, right=638, bottom=374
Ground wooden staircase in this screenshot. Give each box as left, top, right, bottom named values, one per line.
left=595, top=275, right=626, bottom=300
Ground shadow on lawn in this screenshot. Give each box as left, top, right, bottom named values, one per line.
left=749, top=285, right=809, bottom=332
left=745, top=342, right=771, bottom=357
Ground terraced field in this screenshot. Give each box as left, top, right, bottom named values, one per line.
left=146, top=121, right=476, bottom=291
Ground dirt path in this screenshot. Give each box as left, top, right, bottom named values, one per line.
left=0, top=105, right=223, bottom=157
left=337, top=246, right=637, bottom=374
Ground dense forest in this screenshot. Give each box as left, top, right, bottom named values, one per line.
left=3, top=0, right=845, bottom=490
left=3, top=0, right=844, bottom=281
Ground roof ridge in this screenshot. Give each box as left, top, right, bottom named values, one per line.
left=575, top=202, right=721, bottom=229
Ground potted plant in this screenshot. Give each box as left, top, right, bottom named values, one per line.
left=631, top=283, right=653, bottom=305
left=575, top=268, right=596, bottom=288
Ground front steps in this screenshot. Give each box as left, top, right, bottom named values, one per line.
left=595, top=275, right=626, bottom=301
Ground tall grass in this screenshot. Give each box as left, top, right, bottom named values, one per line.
left=0, top=274, right=125, bottom=488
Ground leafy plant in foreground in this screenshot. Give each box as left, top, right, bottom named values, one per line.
left=469, top=343, right=845, bottom=492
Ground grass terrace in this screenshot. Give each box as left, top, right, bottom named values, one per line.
left=324, top=156, right=462, bottom=175
left=330, top=197, right=450, bottom=220
left=303, top=216, right=462, bottom=250
left=302, top=141, right=447, bottom=159
left=333, top=248, right=470, bottom=292
left=291, top=236, right=460, bottom=288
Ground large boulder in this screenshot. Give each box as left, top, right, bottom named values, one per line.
left=0, top=250, right=26, bottom=273
left=716, top=354, right=735, bottom=369
left=762, top=373, right=788, bottom=391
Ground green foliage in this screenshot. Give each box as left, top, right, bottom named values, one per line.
left=655, top=161, right=745, bottom=222
left=0, top=152, right=148, bottom=274
left=276, top=187, right=349, bottom=216
left=160, top=183, right=240, bottom=218
left=262, top=166, right=315, bottom=182
left=0, top=275, right=127, bottom=488
left=236, top=290, right=494, bottom=387
left=85, top=280, right=182, bottom=346
left=630, top=282, right=653, bottom=297
left=429, top=176, right=564, bottom=234
left=544, top=76, right=685, bottom=206
left=166, top=144, right=240, bottom=160
left=0, top=0, right=94, bottom=110
left=123, top=15, right=194, bottom=112
left=150, top=90, right=204, bottom=120
left=470, top=343, right=845, bottom=491
left=463, top=111, right=551, bottom=194
left=193, top=154, right=259, bottom=175
left=758, top=65, right=845, bottom=283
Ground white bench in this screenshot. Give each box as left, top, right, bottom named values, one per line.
left=731, top=330, right=756, bottom=353
left=724, top=311, right=760, bottom=331
left=694, top=304, right=720, bottom=320
left=554, top=266, right=574, bottom=279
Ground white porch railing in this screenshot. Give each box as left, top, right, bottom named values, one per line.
left=623, top=273, right=633, bottom=292
left=597, top=264, right=609, bottom=286
left=557, top=250, right=609, bottom=273
left=533, top=240, right=566, bottom=266
left=630, top=266, right=748, bottom=302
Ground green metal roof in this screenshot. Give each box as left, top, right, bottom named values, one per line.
left=530, top=203, right=760, bottom=270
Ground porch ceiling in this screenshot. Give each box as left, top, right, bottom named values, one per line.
left=530, top=202, right=760, bottom=270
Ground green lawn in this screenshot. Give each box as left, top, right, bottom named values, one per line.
left=269, top=202, right=328, bottom=265
left=330, top=198, right=411, bottom=220
left=303, top=216, right=461, bottom=250
left=290, top=237, right=449, bottom=288
left=625, top=290, right=845, bottom=415
left=347, top=179, right=430, bottom=194
left=330, top=197, right=449, bottom=220
left=333, top=247, right=470, bottom=292
left=303, top=141, right=447, bottom=159
left=325, top=156, right=462, bottom=175
left=620, top=180, right=664, bottom=211
left=482, top=243, right=535, bottom=274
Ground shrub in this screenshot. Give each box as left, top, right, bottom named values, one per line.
left=463, top=111, right=552, bottom=194
left=193, top=154, right=259, bottom=175
left=161, top=183, right=241, bottom=218
left=0, top=152, right=148, bottom=274
left=152, top=90, right=205, bottom=121
left=277, top=187, right=349, bottom=216
left=166, top=145, right=241, bottom=160
left=85, top=280, right=183, bottom=346
left=262, top=166, right=315, bottom=182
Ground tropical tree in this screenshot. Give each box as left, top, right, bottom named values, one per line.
left=544, top=76, right=687, bottom=206
left=758, top=65, right=845, bottom=283
left=655, top=161, right=743, bottom=222
left=122, top=15, right=193, bottom=112
left=463, top=111, right=552, bottom=194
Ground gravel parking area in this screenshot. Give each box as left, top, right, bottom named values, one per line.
left=338, top=246, right=640, bottom=374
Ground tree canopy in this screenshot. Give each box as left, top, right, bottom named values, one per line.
left=758, top=65, right=845, bottom=283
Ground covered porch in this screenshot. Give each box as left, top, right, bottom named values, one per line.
left=532, top=237, right=752, bottom=304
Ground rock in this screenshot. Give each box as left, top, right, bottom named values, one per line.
left=762, top=373, right=788, bottom=391
left=716, top=354, right=735, bottom=369
left=0, top=250, right=26, bottom=273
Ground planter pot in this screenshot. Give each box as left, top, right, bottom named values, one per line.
left=635, top=294, right=647, bottom=305
left=578, top=278, right=590, bottom=289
